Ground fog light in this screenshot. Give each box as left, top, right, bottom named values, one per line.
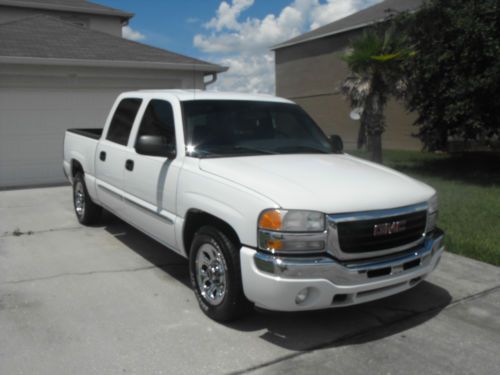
left=265, top=239, right=283, bottom=251
left=431, top=240, right=441, bottom=256
left=295, top=288, right=310, bottom=305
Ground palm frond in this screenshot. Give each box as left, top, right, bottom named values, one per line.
left=341, top=74, right=371, bottom=107
left=342, top=31, right=384, bottom=73
left=370, top=53, right=401, bottom=61
left=343, top=26, right=414, bottom=73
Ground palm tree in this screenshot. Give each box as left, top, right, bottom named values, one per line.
left=341, top=26, right=410, bottom=163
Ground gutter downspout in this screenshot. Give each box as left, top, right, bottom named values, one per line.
left=204, top=72, right=218, bottom=87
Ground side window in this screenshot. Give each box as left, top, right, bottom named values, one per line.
left=106, top=98, right=142, bottom=146
left=135, top=100, right=176, bottom=148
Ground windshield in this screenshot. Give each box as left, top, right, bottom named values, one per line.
left=182, top=100, right=335, bottom=158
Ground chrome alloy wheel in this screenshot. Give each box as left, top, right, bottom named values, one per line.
left=74, top=181, right=85, bottom=218
left=195, top=243, right=228, bottom=306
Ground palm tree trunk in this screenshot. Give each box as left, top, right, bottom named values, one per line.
left=364, top=92, right=385, bottom=163
left=368, top=132, right=383, bottom=163
left=357, top=115, right=367, bottom=149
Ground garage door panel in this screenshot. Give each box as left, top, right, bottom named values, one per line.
left=1, top=110, right=109, bottom=136
left=0, top=89, right=118, bottom=188
left=0, top=161, right=66, bottom=187
left=0, top=90, right=115, bottom=110
left=0, top=134, right=65, bottom=163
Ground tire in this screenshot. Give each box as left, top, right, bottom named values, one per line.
left=189, top=225, right=251, bottom=322
left=73, top=172, right=102, bottom=225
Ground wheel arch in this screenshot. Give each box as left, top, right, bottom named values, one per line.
left=69, top=157, right=99, bottom=206
left=71, top=159, right=84, bottom=177
left=183, top=209, right=241, bottom=257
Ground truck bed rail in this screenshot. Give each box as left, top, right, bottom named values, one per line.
left=67, top=128, right=103, bottom=140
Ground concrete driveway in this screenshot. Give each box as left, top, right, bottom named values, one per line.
left=1, top=186, right=499, bottom=375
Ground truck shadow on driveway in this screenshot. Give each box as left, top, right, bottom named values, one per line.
left=103, top=213, right=452, bottom=352
left=230, top=282, right=451, bottom=351
left=103, top=213, right=191, bottom=288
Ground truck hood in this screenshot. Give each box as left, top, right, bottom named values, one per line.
left=199, top=154, right=435, bottom=213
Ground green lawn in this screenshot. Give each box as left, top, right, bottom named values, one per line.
left=350, top=149, right=500, bottom=266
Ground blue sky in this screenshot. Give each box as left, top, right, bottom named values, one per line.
left=97, top=0, right=380, bottom=93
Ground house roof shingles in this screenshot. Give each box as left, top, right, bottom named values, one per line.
left=273, top=0, right=423, bottom=50
left=0, top=0, right=133, bottom=19
left=0, top=15, right=225, bottom=72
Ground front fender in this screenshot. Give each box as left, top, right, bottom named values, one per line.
left=177, top=164, right=278, bottom=251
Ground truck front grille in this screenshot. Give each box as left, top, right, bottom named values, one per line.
left=336, top=210, right=427, bottom=254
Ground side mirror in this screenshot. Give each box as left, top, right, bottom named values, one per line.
left=136, top=135, right=176, bottom=159
left=329, top=135, right=344, bottom=153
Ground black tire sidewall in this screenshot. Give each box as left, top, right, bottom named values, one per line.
left=73, top=173, right=100, bottom=225
left=189, top=226, right=246, bottom=322
left=73, top=173, right=86, bottom=223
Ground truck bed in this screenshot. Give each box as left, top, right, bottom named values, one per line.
left=66, top=128, right=103, bottom=140
left=63, top=128, right=101, bottom=181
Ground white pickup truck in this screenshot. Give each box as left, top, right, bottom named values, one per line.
left=63, top=90, right=444, bottom=322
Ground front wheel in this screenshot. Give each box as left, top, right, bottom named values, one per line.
left=73, top=173, right=102, bottom=225
left=189, top=226, right=251, bottom=322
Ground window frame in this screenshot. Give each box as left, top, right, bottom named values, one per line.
left=105, top=97, right=143, bottom=146
left=180, top=99, right=333, bottom=158
left=133, top=99, right=177, bottom=153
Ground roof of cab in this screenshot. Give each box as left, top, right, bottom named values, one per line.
left=125, top=89, right=294, bottom=103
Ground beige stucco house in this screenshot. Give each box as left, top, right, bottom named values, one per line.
left=273, top=0, right=423, bottom=151
left=0, top=0, right=226, bottom=188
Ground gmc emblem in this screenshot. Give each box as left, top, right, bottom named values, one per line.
left=373, top=220, right=407, bottom=237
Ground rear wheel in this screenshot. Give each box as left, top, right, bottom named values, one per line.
left=189, top=225, right=251, bottom=322
left=73, top=173, right=101, bottom=225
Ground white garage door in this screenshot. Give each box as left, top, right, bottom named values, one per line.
left=0, top=88, right=120, bottom=188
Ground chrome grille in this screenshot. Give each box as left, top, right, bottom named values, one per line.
left=337, top=211, right=427, bottom=253
left=327, top=203, right=428, bottom=260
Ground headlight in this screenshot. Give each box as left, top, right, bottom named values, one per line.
left=426, top=194, right=438, bottom=232
left=258, top=209, right=325, bottom=232
left=258, top=209, right=326, bottom=254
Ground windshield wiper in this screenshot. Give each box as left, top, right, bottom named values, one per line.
left=232, top=146, right=278, bottom=155
left=192, top=145, right=277, bottom=158
left=277, top=146, right=331, bottom=154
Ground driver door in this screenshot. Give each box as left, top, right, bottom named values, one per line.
left=121, top=99, right=180, bottom=249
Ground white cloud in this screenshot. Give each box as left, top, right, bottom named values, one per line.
left=195, top=0, right=314, bottom=54
left=196, top=0, right=382, bottom=94
left=310, top=0, right=369, bottom=29
left=213, top=53, right=275, bottom=93
left=205, top=0, right=255, bottom=31
left=122, top=25, right=146, bottom=41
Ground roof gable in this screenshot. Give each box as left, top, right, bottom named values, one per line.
left=0, top=15, right=225, bottom=72
left=273, top=0, right=423, bottom=50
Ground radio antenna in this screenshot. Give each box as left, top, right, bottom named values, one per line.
left=192, top=63, right=196, bottom=99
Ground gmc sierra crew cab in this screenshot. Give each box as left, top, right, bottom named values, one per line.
left=63, top=90, right=444, bottom=322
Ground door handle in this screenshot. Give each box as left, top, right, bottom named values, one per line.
left=99, top=151, right=106, bottom=161
left=125, top=159, right=134, bottom=171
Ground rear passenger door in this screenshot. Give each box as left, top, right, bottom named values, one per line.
left=121, top=99, right=181, bottom=249
left=95, top=97, right=142, bottom=215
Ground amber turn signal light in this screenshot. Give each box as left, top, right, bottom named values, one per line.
left=258, top=209, right=282, bottom=231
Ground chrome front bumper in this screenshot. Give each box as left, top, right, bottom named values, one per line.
left=240, top=229, right=444, bottom=311
left=254, top=229, right=444, bottom=286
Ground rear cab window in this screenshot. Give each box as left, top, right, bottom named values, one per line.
left=106, top=98, right=142, bottom=146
